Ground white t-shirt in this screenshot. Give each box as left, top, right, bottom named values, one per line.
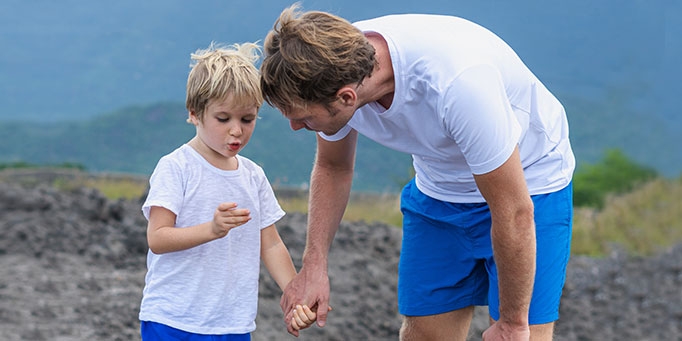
left=322, top=14, right=575, bottom=203
left=139, top=144, right=285, bottom=334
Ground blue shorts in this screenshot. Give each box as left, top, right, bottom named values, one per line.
left=140, top=321, right=251, bottom=341
left=398, top=179, right=573, bottom=325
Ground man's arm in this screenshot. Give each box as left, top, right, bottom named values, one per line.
left=475, top=146, right=535, bottom=340
left=281, top=130, right=358, bottom=336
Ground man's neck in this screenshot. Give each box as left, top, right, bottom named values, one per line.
left=360, top=32, right=395, bottom=109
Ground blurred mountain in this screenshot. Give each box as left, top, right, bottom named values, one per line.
left=1, top=0, right=680, bottom=185
left=0, top=103, right=414, bottom=192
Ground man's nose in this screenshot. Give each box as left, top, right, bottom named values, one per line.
left=290, top=120, right=306, bottom=131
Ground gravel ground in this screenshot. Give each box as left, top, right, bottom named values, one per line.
left=0, top=180, right=680, bottom=340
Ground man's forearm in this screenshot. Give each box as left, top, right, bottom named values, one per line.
left=491, top=217, right=536, bottom=325
left=302, top=162, right=354, bottom=267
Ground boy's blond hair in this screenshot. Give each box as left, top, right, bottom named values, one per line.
left=260, top=3, right=376, bottom=114
left=186, top=42, right=263, bottom=121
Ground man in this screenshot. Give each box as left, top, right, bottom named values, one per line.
left=260, top=4, right=575, bottom=340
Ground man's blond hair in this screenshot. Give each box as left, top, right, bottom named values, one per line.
left=186, top=42, right=263, bottom=121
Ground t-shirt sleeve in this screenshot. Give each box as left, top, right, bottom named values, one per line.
left=255, top=167, right=285, bottom=229
left=443, top=64, right=522, bottom=175
left=141, top=156, right=185, bottom=220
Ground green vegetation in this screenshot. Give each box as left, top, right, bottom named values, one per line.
left=0, top=162, right=85, bottom=171
left=572, top=177, right=682, bottom=256
left=280, top=174, right=682, bottom=257
left=52, top=176, right=148, bottom=201
left=278, top=192, right=404, bottom=228
left=280, top=150, right=682, bottom=257
left=2, top=148, right=680, bottom=258
left=573, top=149, right=659, bottom=208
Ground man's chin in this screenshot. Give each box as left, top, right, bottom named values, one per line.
left=320, top=128, right=341, bottom=136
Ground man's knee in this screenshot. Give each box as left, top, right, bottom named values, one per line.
left=399, top=307, right=475, bottom=341
left=529, top=322, right=555, bottom=341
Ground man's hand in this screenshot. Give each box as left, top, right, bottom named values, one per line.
left=482, top=320, right=530, bottom=341
left=281, top=263, right=330, bottom=336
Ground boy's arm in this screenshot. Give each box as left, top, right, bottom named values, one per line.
left=147, top=203, right=251, bottom=254
left=260, top=224, right=297, bottom=291
left=281, top=130, right=358, bottom=334
left=261, top=225, right=322, bottom=332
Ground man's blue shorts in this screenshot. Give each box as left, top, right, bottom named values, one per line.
left=398, top=179, right=573, bottom=325
left=140, top=321, right=251, bottom=341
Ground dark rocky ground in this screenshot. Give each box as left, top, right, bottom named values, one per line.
left=1, top=179, right=681, bottom=340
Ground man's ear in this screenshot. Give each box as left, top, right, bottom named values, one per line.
left=337, top=86, right=357, bottom=107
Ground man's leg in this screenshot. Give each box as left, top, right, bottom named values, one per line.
left=487, top=317, right=555, bottom=340
left=401, top=306, right=475, bottom=341
left=486, top=183, right=572, bottom=341
left=529, top=322, right=555, bottom=340
left=399, top=180, right=491, bottom=340
left=399, top=180, right=492, bottom=340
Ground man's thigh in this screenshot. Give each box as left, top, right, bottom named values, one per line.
left=399, top=180, right=492, bottom=316
left=488, top=183, right=574, bottom=324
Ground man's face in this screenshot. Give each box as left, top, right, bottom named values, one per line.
left=283, top=101, right=353, bottom=136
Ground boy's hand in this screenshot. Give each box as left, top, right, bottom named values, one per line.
left=290, top=304, right=332, bottom=333
left=211, top=202, right=251, bottom=237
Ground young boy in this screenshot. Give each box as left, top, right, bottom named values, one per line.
left=139, top=42, right=316, bottom=340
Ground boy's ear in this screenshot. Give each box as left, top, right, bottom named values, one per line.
left=187, top=110, right=199, bottom=125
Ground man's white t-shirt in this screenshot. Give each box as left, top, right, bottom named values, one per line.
left=322, top=14, right=575, bottom=203
left=139, top=144, right=285, bottom=334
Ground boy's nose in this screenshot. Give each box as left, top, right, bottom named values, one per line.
left=229, top=125, right=242, bottom=136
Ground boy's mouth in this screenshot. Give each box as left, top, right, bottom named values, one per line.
left=229, top=143, right=241, bottom=151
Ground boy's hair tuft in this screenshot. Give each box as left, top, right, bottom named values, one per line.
left=186, top=42, right=263, bottom=121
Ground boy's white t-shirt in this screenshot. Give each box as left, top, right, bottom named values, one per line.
left=322, top=14, right=575, bottom=203
left=139, top=144, right=285, bottom=335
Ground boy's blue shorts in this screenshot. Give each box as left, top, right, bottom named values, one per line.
left=140, top=321, right=251, bottom=341
left=398, top=179, right=573, bottom=325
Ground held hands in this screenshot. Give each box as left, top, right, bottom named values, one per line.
left=281, top=265, right=331, bottom=336
left=289, top=304, right=332, bottom=333
left=211, top=202, right=251, bottom=238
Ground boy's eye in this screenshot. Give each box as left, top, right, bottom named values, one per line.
left=242, top=118, right=255, bottom=123
left=217, top=117, right=229, bottom=123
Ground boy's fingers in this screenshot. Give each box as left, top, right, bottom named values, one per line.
left=290, top=316, right=302, bottom=330
left=300, top=304, right=316, bottom=321
left=295, top=305, right=312, bottom=324
left=218, top=202, right=237, bottom=211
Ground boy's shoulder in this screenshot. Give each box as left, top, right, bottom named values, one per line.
left=236, top=154, right=264, bottom=173
left=158, top=144, right=194, bottom=165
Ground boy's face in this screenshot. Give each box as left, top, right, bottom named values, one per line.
left=189, top=95, right=258, bottom=164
